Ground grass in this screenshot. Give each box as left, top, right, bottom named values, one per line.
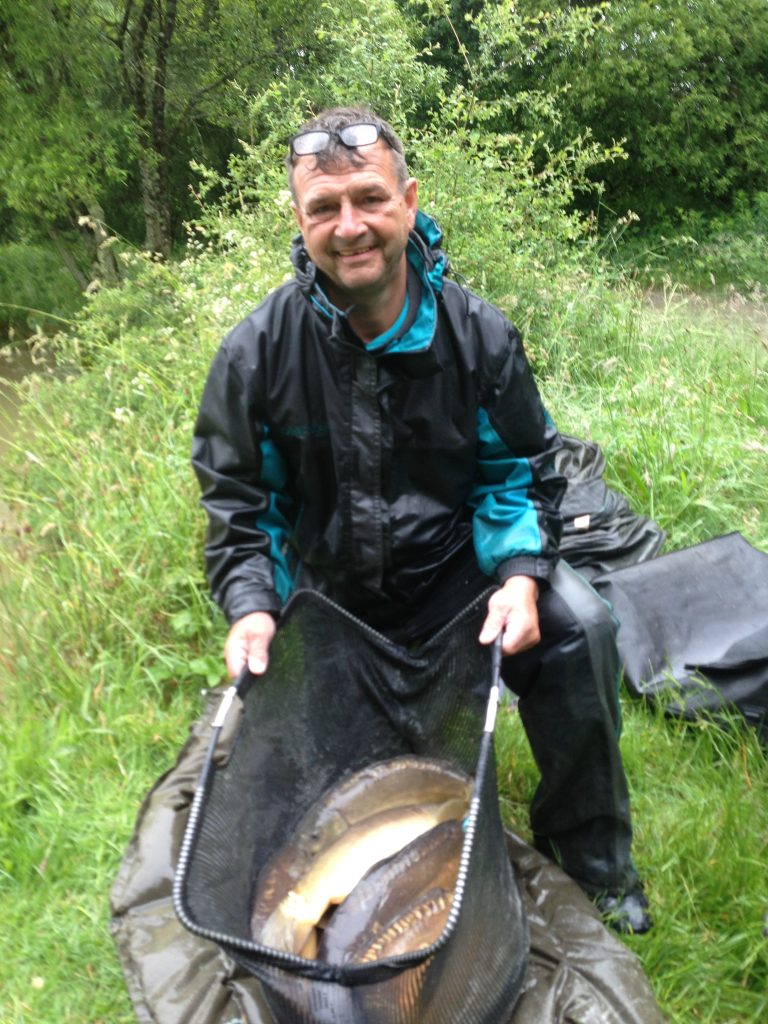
left=1, top=221, right=767, bottom=1023
left=0, top=239, right=85, bottom=341
left=533, top=282, right=768, bottom=551
left=604, top=192, right=768, bottom=297
left=496, top=703, right=768, bottom=1023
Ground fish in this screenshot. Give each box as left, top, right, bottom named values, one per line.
left=250, top=756, right=472, bottom=957
left=317, top=818, right=464, bottom=965
left=256, top=804, right=462, bottom=955
left=354, top=889, right=454, bottom=962
left=282, top=756, right=473, bottom=858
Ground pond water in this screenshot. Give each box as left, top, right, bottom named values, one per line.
left=0, top=345, right=40, bottom=548
left=0, top=344, right=39, bottom=459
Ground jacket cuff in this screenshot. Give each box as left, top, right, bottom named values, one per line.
left=496, top=555, right=558, bottom=587
left=223, top=586, right=282, bottom=626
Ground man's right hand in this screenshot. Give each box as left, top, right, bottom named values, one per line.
left=224, top=611, right=277, bottom=678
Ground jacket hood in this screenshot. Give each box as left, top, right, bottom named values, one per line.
left=289, top=211, right=449, bottom=357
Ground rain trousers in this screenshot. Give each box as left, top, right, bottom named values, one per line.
left=191, top=211, right=638, bottom=895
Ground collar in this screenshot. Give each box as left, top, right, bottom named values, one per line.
left=298, top=210, right=449, bottom=357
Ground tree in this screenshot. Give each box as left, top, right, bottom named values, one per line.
left=102, top=0, right=330, bottom=256
left=501, top=0, right=768, bottom=220
left=0, top=1, right=349, bottom=263
left=0, top=0, right=132, bottom=278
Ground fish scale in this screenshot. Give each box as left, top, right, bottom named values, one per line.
left=357, top=889, right=454, bottom=963
left=317, top=818, right=465, bottom=965
left=250, top=757, right=472, bottom=958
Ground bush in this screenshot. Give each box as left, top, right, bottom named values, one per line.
left=0, top=240, right=84, bottom=339
left=609, top=192, right=768, bottom=294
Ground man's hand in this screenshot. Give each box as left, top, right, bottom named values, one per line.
left=478, top=575, right=541, bottom=656
left=224, top=612, right=277, bottom=678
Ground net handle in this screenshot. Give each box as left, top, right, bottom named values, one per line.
left=483, top=635, right=503, bottom=733
left=173, top=668, right=250, bottom=930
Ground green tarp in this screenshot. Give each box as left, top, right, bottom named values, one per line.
left=110, top=690, right=664, bottom=1024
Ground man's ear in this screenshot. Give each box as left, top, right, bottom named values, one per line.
left=292, top=201, right=304, bottom=232
left=404, top=177, right=418, bottom=229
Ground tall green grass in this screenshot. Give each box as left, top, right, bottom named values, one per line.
left=497, top=699, right=768, bottom=1024
left=0, top=240, right=85, bottom=340
left=608, top=191, right=768, bottom=296
left=537, top=282, right=768, bottom=551
left=1, top=215, right=766, bottom=1022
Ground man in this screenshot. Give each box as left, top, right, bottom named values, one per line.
left=191, top=107, right=651, bottom=934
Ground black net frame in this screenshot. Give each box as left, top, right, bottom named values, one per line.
left=173, top=589, right=528, bottom=1024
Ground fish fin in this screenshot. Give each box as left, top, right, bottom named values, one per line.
left=258, top=891, right=318, bottom=955
left=298, top=927, right=319, bottom=960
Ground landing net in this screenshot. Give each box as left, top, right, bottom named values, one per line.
left=174, top=589, right=528, bottom=1024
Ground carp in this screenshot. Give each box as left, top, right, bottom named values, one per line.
left=317, top=818, right=464, bottom=965
left=250, top=756, right=472, bottom=957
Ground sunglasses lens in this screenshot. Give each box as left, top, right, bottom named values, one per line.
left=291, top=123, right=382, bottom=158
left=339, top=123, right=380, bottom=148
left=291, top=130, right=331, bottom=156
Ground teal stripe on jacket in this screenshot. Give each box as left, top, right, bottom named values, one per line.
left=258, top=431, right=296, bottom=603
left=469, top=407, right=543, bottom=575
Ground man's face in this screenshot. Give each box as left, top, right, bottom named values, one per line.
left=292, top=140, right=418, bottom=309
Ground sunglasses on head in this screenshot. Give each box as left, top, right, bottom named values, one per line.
left=290, top=122, right=383, bottom=158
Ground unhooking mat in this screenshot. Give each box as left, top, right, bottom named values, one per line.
left=110, top=593, right=664, bottom=1024
left=593, top=532, right=768, bottom=743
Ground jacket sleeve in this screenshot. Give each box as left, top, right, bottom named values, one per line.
left=469, top=321, right=565, bottom=585
left=191, top=325, right=293, bottom=624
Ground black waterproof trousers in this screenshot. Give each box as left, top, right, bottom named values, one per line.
left=507, top=561, right=637, bottom=896
left=308, top=545, right=638, bottom=897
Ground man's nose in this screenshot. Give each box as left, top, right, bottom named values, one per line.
left=335, top=199, right=365, bottom=238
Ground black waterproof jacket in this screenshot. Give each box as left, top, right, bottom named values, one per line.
left=192, top=213, right=565, bottom=625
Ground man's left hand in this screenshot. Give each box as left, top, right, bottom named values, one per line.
left=478, top=575, right=541, bottom=656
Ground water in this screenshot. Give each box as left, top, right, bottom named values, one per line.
left=0, top=343, right=36, bottom=459
left=0, top=344, right=38, bottom=546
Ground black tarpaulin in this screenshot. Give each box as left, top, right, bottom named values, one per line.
left=556, top=435, right=666, bottom=580
left=592, top=532, right=768, bottom=742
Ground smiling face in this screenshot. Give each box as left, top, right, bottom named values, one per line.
left=291, top=140, right=418, bottom=316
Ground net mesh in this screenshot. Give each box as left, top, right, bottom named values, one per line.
left=174, top=589, right=528, bottom=1023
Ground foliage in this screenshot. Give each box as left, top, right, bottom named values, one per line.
left=411, top=1, right=768, bottom=225
left=609, top=192, right=768, bottom=295
left=498, top=699, right=768, bottom=1023
left=0, top=2, right=132, bottom=221
left=3, top=0, right=768, bottom=293
left=540, top=281, right=768, bottom=550
left=0, top=0, right=433, bottom=262
left=0, top=242, right=83, bottom=338
left=185, top=0, right=625, bottom=358
left=101, top=0, right=337, bottom=255
left=0, top=247, right=282, bottom=1024
left=191, top=0, right=621, bottom=340
left=502, top=0, right=768, bottom=222
left=190, top=0, right=445, bottom=222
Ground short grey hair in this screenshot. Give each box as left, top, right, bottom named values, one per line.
left=286, top=106, right=409, bottom=199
